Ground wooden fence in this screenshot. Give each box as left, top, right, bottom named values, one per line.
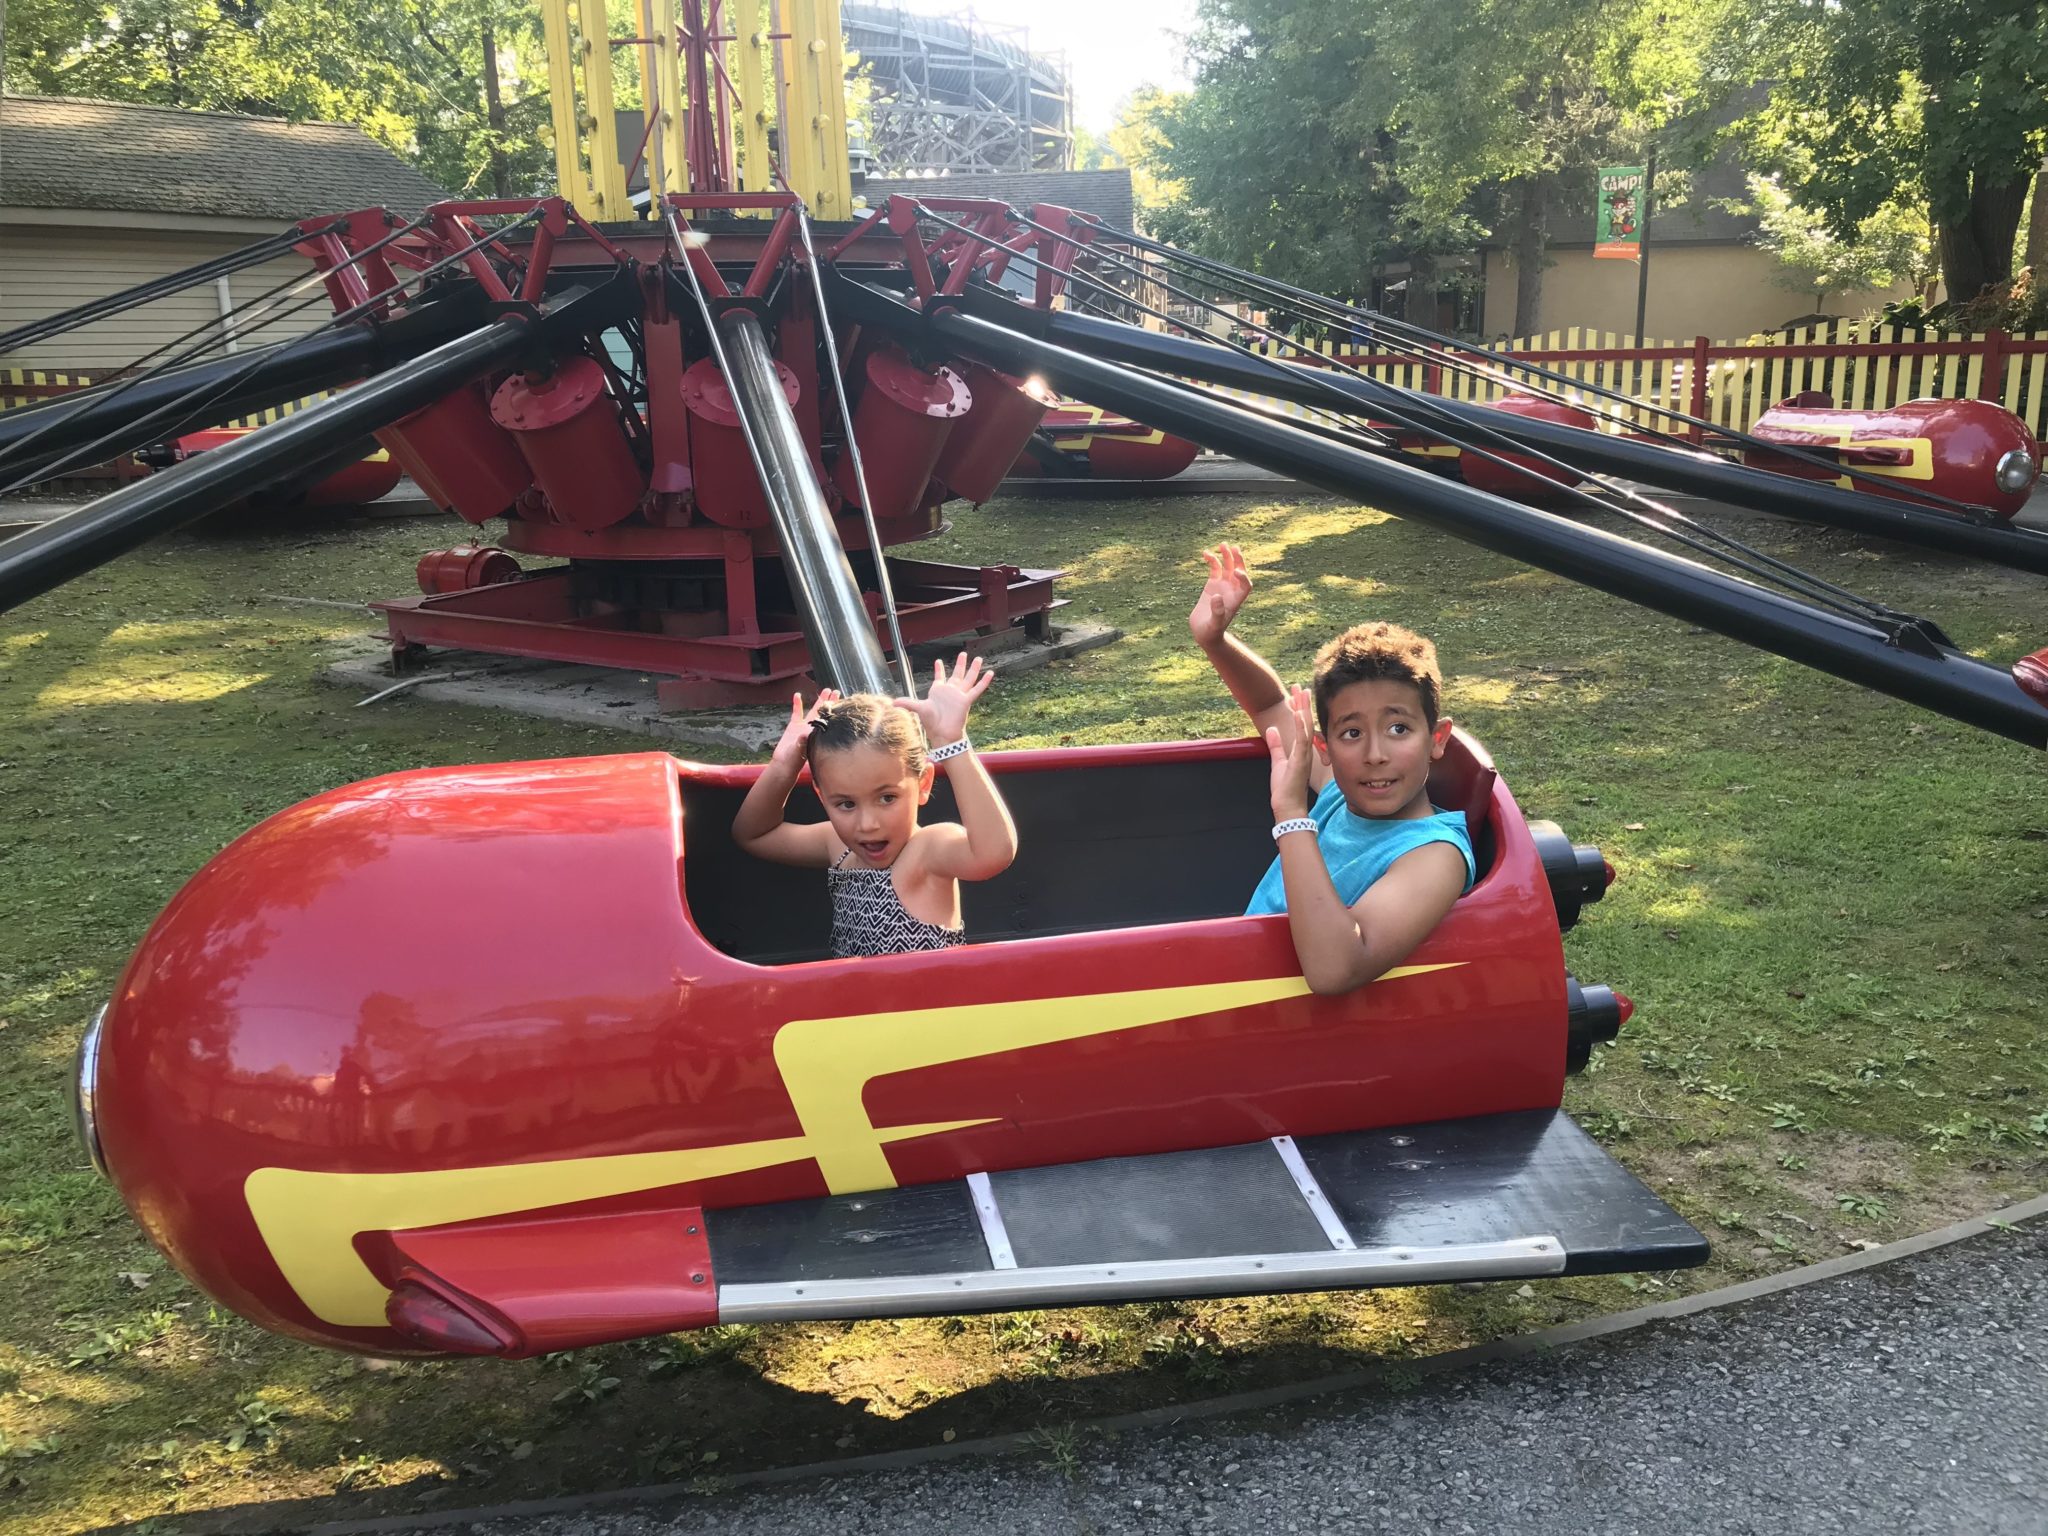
left=1239, top=321, right=2048, bottom=442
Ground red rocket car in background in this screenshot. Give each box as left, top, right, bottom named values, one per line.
left=1737, top=393, right=2041, bottom=520
left=1008, top=400, right=1202, bottom=482
left=140, top=426, right=405, bottom=512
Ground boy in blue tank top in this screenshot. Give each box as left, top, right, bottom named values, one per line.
left=1190, top=543, right=1475, bottom=995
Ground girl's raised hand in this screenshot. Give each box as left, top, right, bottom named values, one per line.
left=1266, top=684, right=1317, bottom=821
left=770, top=687, right=839, bottom=768
left=1188, top=541, right=1252, bottom=648
left=896, top=652, right=992, bottom=746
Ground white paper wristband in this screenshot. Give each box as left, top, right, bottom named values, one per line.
left=1271, top=817, right=1319, bottom=841
left=928, top=736, right=972, bottom=763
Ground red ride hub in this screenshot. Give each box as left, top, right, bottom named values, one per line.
left=490, top=357, right=647, bottom=531
left=376, top=382, right=533, bottom=525
left=680, top=356, right=803, bottom=528
left=834, top=345, right=971, bottom=520
left=1460, top=394, right=1597, bottom=502
left=934, top=363, right=1053, bottom=503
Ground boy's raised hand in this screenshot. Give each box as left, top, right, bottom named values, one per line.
left=896, top=652, right=992, bottom=747
left=1188, top=542, right=1252, bottom=649
left=1265, top=684, right=1318, bottom=821
left=770, top=687, right=840, bottom=769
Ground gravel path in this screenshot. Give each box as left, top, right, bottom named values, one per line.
left=417, top=1221, right=2047, bottom=1536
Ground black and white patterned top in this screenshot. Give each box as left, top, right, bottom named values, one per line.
left=828, top=848, right=965, bottom=958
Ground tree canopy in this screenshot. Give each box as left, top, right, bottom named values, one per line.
left=1127, top=0, right=1644, bottom=332
left=1678, top=0, right=2048, bottom=303
left=4, top=0, right=557, bottom=197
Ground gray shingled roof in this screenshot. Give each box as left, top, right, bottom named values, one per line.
left=0, top=95, right=450, bottom=221
left=863, top=168, right=1135, bottom=234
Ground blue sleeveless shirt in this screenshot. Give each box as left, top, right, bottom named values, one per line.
left=1245, top=778, right=1476, bottom=916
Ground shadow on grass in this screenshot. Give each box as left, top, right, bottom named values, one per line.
left=60, top=1278, right=1575, bottom=1536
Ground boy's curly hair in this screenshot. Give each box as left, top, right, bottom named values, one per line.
left=1311, top=622, right=1442, bottom=729
left=805, top=692, right=927, bottom=775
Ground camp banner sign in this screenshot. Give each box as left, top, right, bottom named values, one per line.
left=1595, top=166, right=1646, bottom=259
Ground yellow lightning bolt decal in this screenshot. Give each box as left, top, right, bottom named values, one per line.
left=245, top=966, right=1462, bottom=1326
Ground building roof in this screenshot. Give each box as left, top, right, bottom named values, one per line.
left=0, top=95, right=449, bottom=221
left=862, top=168, right=1135, bottom=234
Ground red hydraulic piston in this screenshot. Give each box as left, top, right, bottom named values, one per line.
left=416, top=545, right=522, bottom=595
left=376, top=382, right=533, bottom=525
left=681, top=355, right=802, bottom=528
left=490, top=357, right=647, bottom=530
left=1460, top=395, right=1597, bottom=501
left=933, top=362, right=1053, bottom=503
left=833, top=345, right=971, bottom=520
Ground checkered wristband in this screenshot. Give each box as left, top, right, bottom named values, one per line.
left=1271, top=817, right=1318, bottom=841
left=928, top=736, right=972, bottom=763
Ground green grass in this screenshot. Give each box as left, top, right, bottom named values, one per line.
left=1, top=493, right=2042, bottom=1533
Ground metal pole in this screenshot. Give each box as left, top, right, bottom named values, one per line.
left=794, top=207, right=916, bottom=695
left=840, top=283, right=2048, bottom=748
left=666, top=211, right=893, bottom=694
left=215, top=276, right=242, bottom=354
left=1633, top=145, right=1656, bottom=356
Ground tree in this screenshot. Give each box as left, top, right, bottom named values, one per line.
left=1131, top=0, right=1477, bottom=326
left=1712, top=0, right=2048, bottom=303
left=1105, top=87, right=1182, bottom=227
left=1358, top=0, right=1632, bottom=335
left=1726, top=173, right=1932, bottom=313
left=5, top=0, right=565, bottom=199
left=1121, top=0, right=1661, bottom=334
left=1072, top=124, right=1116, bottom=172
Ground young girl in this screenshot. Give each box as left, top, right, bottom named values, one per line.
left=732, top=654, right=1018, bottom=957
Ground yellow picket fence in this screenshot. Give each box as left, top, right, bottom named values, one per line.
left=1239, top=320, right=2048, bottom=441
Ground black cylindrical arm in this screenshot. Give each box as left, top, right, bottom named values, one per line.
left=835, top=281, right=2047, bottom=748
left=0, top=291, right=488, bottom=482
left=1, top=315, right=538, bottom=614
left=969, top=296, right=2048, bottom=577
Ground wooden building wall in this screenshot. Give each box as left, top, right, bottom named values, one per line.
left=0, top=216, right=329, bottom=378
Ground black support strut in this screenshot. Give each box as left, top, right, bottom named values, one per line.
left=0, top=289, right=490, bottom=481
left=834, top=280, right=2048, bottom=748
left=961, top=294, right=2048, bottom=577
left=0, top=280, right=631, bottom=616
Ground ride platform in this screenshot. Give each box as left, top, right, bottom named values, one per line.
left=386, top=1109, right=1707, bottom=1354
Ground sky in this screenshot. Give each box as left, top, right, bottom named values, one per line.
left=881, top=1, right=1201, bottom=132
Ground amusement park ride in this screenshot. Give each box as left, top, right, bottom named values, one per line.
left=5, top=1, right=2048, bottom=1363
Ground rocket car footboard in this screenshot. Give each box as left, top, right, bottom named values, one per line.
left=704, top=1109, right=1706, bottom=1325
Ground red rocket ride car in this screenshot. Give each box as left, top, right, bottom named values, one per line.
left=143, top=427, right=405, bottom=510
left=1010, top=400, right=1202, bottom=481
left=73, top=731, right=1702, bottom=1360
left=1740, top=393, right=2042, bottom=519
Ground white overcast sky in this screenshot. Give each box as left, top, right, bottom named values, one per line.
left=886, top=2, right=1201, bottom=131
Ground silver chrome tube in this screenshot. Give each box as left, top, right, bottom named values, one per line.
left=665, top=211, right=893, bottom=696
left=71, top=1003, right=109, bottom=1177
left=719, top=312, right=896, bottom=696
left=794, top=207, right=915, bottom=697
